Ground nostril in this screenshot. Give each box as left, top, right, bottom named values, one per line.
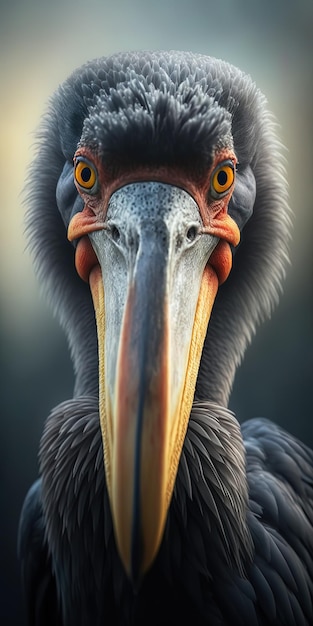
left=110, top=225, right=120, bottom=243
left=186, top=225, right=199, bottom=243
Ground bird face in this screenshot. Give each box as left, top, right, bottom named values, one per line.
left=67, top=145, right=240, bottom=583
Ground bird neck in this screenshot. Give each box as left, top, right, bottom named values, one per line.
left=171, top=402, right=253, bottom=577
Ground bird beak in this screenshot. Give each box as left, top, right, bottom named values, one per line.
left=68, top=181, right=239, bottom=584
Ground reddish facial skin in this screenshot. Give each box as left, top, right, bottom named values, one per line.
left=69, top=147, right=240, bottom=286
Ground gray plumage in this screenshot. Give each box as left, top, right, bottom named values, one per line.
left=18, top=51, right=313, bottom=625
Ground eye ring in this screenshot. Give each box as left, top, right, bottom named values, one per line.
left=210, top=160, right=235, bottom=198
left=74, top=157, right=98, bottom=192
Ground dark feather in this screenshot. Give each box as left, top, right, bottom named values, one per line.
left=19, top=399, right=313, bottom=624
left=18, top=481, right=59, bottom=626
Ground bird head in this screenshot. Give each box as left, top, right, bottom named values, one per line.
left=27, top=51, right=290, bottom=585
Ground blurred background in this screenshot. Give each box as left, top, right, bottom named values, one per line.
left=1, top=0, right=312, bottom=623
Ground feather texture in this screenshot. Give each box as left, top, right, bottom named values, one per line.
left=18, top=51, right=312, bottom=625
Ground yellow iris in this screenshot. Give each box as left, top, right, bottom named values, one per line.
left=211, top=162, right=235, bottom=196
left=75, top=159, right=97, bottom=190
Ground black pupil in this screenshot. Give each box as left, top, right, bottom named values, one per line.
left=81, top=166, right=91, bottom=183
left=217, top=170, right=228, bottom=187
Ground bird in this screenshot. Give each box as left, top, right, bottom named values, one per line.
left=18, top=50, right=313, bottom=626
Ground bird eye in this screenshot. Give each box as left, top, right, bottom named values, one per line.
left=211, top=161, right=235, bottom=197
left=74, top=158, right=98, bottom=192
